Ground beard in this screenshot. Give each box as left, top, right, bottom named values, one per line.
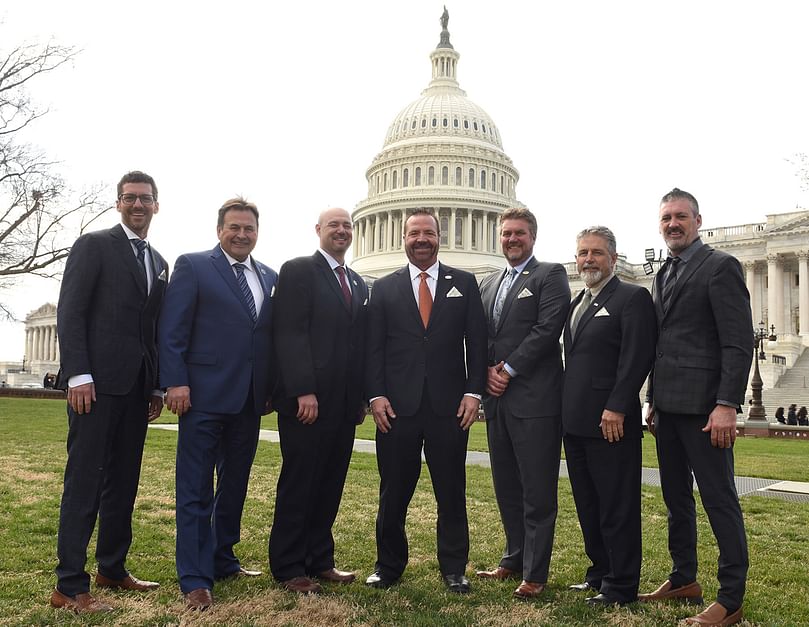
left=579, top=268, right=603, bottom=286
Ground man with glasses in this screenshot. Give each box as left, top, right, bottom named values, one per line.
left=52, top=171, right=167, bottom=613
left=159, top=197, right=277, bottom=610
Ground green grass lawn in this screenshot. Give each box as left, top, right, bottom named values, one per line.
left=2, top=397, right=809, bottom=626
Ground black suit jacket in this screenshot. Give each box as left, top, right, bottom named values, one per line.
left=480, top=258, right=570, bottom=418
left=57, top=224, right=168, bottom=398
left=562, top=276, right=657, bottom=438
left=366, top=263, right=487, bottom=417
left=273, top=252, right=369, bottom=420
left=646, top=243, right=753, bottom=415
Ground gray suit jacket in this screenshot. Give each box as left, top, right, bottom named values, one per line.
left=646, top=243, right=753, bottom=415
left=480, top=258, right=570, bottom=418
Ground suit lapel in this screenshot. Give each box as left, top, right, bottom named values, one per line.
left=314, top=252, right=351, bottom=314
left=210, top=246, right=254, bottom=322
left=395, top=267, right=424, bottom=329
left=429, top=265, right=454, bottom=328
left=347, top=266, right=364, bottom=320
left=111, top=225, right=147, bottom=297
left=660, top=244, right=711, bottom=320
left=496, top=258, right=538, bottom=332
left=573, top=275, right=618, bottom=342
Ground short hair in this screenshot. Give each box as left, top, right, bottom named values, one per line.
left=500, top=207, right=537, bottom=238
left=117, top=171, right=157, bottom=199
left=217, top=197, right=259, bottom=228
left=404, top=207, right=440, bottom=236
left=576, top=226, right=617, bottom=256
left=660, top=188, right=699, bottom=217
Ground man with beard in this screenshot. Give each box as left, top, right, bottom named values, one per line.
left=562, top=226, right=656, bottom=606
left=52, top=171, right=166, bottom=613
left=640, top=189, right=752, bottom=627
left=476, top=208, right=570, bottom=599
left=160, top=197, right=277, bottom=610
left=364, top=208, right=487, bottom=593
left=269, top=208, right=368, bottom=594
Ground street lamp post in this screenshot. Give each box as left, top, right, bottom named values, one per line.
left=747, top=321, right=768, bottom=421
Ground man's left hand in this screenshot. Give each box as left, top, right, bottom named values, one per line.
left=599, top=409, right=625, bottom=442
left=703, top=404, right=738, bottom=448
left=457, top=396, right=480, bottom=431
left=147, top=395, right=164, bottom=422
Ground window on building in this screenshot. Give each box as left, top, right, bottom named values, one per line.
left=380, top=221, right=386, bottom=249
left=471, top=216, right=479, bottom=249
left=464, top=120, right=469, bottom=129
left=480, top=170, right=486, bottom=189
left=443, top=117, right=448, bottom=127
left=492, top=173, right=496, bottom=190
left=442, top=166, right=448, bottom=185
left=415, top=167, right=421, bottom=186
left=392, top=170, right=398, bottom=189
left=468, top=168, right=475, bottom=187
left=432, top=117, right=437, bottom=127
left=473, top=121, right=478, bottom=131
left=421, top=119, right=426, bottom=128
left=455, top=216, right=464, bottom=247
left=428, top=166, right=435, bottom=185
left=403, top=168, right=409, bottom=187
left=383, top=173, right=388, bottom=191
left=411, top=119, right=417, bottom=129
left=455, top=167, right=462, bottom=185
left=453, top=118, right=459, bottom=128
left=440, top=215, right=449, bottom=246
left=500, top=175, right=504, bottom=193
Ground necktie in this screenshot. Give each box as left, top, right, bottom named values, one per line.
left=133, top=239, right=148, bottom=283
left=570, top=289, right=592, bottom=339
left=234, top=263, right=257, bottom=322
left=418, top=271, right=432, bottom=328
left=335, top=266, right=352, bottom=307
left=661, top=257, right=681, bottom=313
left=492, top=268, right=517, bottom=327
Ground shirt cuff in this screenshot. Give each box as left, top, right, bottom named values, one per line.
left=716, top=400, right=740, bottom=409
left=464, top=393, right=482, bottom=400
left=503, top=363, right=517, bottom=377
left=151, top=389, right=164, bottom=399
left=68, top=374, right=94, bottom=388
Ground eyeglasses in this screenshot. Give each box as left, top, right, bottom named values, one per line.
left=119, top=194, right=156, bottom=206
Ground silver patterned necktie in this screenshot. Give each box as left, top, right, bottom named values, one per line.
left=570, top=289, right=592, bottom=339
left=493, top=267, right=517, bottom=327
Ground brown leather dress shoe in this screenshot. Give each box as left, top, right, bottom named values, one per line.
left=184, top=587, right=213, bottom=610
left=638, top=580, right=703, bottom=605
left=685, top=601, right=743, bottom=626
left=476, top=566, right=520, bottom=580
left=95, top=573, right=160, bottom=591
left=513, top=581, right=546, bottom=599
left=316, top=568, right=356, bottom=583
left=281, top=576, right=322, bottom=594
left=50, top=588, right=113, bottom=613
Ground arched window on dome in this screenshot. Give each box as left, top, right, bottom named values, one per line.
left=500, top=175, right=504, bottom=194
left=428, top=166, right=435, bottom=185
left=383, top=172, right=388, bottom=191
left=392, top=170, right=398, bottom=190
left=492, top=173, right=496, bottom=191
left=411, top=119, right=417, bottom=130
left=482, top=123, right=487, bottom=133
left=480, top=170, right=486, bottom=189
left=463, top=120, right=469, bottom=130
left=453, top=118, right=459, bottom=128
left=441, top=166, right=448, bottom=185
left=473, top=121, right=479, bottom=131
left=455, top=167, right=462, bottom=185
left=442, top=117, right=448, bottom=127
left=421, top=118, right=427, bottom=128
left=440, top=215, right=449, bottom=247
left=403, top=168, right=409, bottom=188
left=401, top=121, right=406, bottom=133
left=468, top=168, right=475, bottom=187
left=431, top=117, right=437, bottom=128
left=415, top=167, right=422, bottom=186
left=376, top=175, right=380, bottom=194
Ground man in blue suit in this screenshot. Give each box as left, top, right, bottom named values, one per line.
left=159, top=197, right=277, bottom=610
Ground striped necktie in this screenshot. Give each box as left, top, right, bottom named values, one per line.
left=133, top=239, right=148, bottom=282
left=660, top=257, right=681, bottom=313
left=234, top=263, right=257, bottom=322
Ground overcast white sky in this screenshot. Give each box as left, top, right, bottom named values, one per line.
left=2, top=0, right=809, bottom=361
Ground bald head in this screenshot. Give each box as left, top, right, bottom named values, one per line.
left=316, top=207, right=353, bottom=262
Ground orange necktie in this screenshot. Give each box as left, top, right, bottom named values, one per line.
left=418, top=271, right=432, bottom=328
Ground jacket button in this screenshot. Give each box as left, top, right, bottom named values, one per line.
left=657, top=352, right=663, bottom=358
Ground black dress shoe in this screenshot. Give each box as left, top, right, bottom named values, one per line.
left=586, top=593, right=631, bottom=606
left=365, top=571, right=397, bottom=589
left=443, top=574, right=470, bottom=594
left=569, top=581, right=597, bottom=591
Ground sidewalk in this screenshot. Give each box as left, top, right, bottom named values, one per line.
left=149, top=424, right=809, bottom=503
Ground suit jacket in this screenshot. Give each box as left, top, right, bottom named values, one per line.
left=480, top=258, right=570, bottom=418
left=365, top=262, right=487, bottom=417
left=57, top=224, right=168, bottom=398
left=562, top=275, right=657, bottom=438
left=273, top=252, right=369, bottom=420
left=646, top=243, right=753, bottom=415
left=158, top=245, right=277, bottom=416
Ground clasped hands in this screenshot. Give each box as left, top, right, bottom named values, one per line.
left=370, top=395, right=480, bottom=433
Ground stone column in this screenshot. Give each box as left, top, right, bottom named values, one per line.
left=767, top=254, right=778, bottom=332
left=387, top=212, right=393, bottom=251
left=775, top=256, right=785, bottom=334
left=51, top=325, right=58, bottom=361
left=44, top=326, right=51, bottom=361
left=745, top=261, right=758, bottom=325
left=482, top=212, right=489, bottom=253
left=464, top=210, right=473, bottom=250
left=449, top=208, right=457, bottom=250
left=373, top=216, right=380, bottom=253
left=799, top=250, right=808, bottom=336
left=25, top=329, right=31, bottom=362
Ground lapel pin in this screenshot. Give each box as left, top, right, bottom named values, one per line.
left=522, top=270, right=529, bottom=275
left=353, top=279, right=358, bottom=286
left=445, top=275, right=452, bottom=279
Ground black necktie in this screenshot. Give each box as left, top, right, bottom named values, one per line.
left=133, top=239, right=148, bottom=283
left=661, top=257, right=681, bottom=313
left=234, top=263, right=257, bottom=322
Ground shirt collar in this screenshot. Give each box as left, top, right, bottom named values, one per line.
left=669, top=237, right=703, bottom=264
left=220, top=247, right=254, bottom=272
left=409, top=260, right=439, bottom=282
left=506, top=255, right=533, bottom=275
left=318, top=248, right=345, bottom=271
left=587, top=272, right=614, bottom=298
left=121, top=223, right=147, bottom=244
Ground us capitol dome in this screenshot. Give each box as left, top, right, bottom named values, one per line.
left=351, top=8, right=524, bottom=280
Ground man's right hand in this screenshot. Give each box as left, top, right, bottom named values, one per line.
left=166, top=386, right=192, bottom=417
left=644, top=405, right=656, bottom=437
left=486, top=362, right=510, bottom=397
left=296, top=394, right=319, bottom=424
left=371, top=397, right=397, bottom=433
left=67, top=382, right=96, bottom=414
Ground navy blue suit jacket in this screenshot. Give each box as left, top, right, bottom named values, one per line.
left=158, top=245, right=277, bottom=416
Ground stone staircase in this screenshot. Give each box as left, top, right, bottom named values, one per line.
left=762, top=348, right=809, bottom=417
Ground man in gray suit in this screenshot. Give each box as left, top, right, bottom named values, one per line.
left=640, top=189, right=753, bottom=627
left=476, top=208, right=570, bottom=599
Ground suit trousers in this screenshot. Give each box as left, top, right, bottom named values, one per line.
left=175, top=392, right=260, bottom=593
left=374, top=385, right=470, bottom=579
left=564, top=433, right=641, bottom=602
left=55, top=372, right=149, bottom=596
left=486, top=400, right=561, bottom=583
left=655, top=410, right=748, bottom=610
left=269, top=411, right=356, bottom=581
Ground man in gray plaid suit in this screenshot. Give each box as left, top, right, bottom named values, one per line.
left=640, top=188, right=753, bottom=627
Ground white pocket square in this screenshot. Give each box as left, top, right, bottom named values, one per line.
left=446, top=286, right=463, bottom=298
left=594, top=307, right=610, bottom=317
left=363, top=298, right=368, bottom=306
left=157, top=268, right=167, bottom=281
left=517, top=288, right=533, bottom=299
left=270, top=285, right=276, bottom=297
